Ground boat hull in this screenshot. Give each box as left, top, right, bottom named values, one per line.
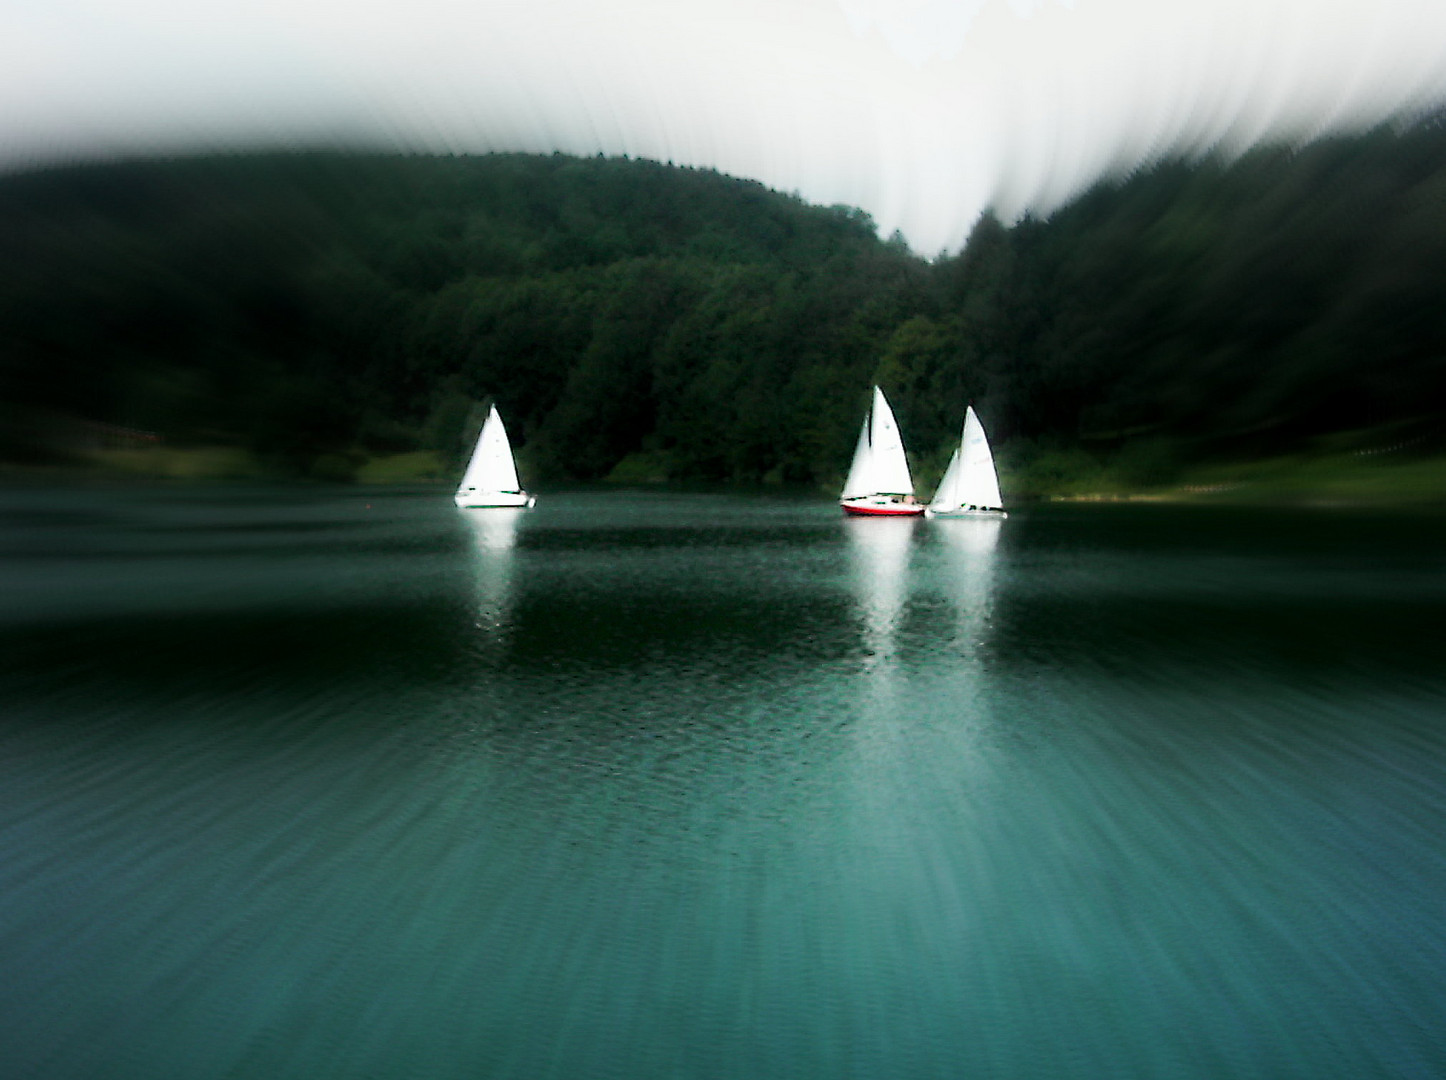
left=841, top=496, right=925, bottom=517
left=454, top=491, right=536, bottom=509
left=925, top=507, right=1006, bottom=518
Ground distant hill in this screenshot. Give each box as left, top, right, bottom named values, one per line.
left=2, top=131, right=1444, bottom=491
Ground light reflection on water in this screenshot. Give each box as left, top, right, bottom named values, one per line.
left=844, top=515, right=918, bottom=666
left=1, top=489, right=1445, bottom=1079
left=927, top=515, right=1000, bottom=658
left=461, top=507, right=522, bottom=641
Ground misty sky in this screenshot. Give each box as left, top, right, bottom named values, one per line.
left=6, top=0, right=1446, bottom=253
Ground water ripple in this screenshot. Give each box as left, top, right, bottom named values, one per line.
left=1, top=490, right=1444, bottom=1078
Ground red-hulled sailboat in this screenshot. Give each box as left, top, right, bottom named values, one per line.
left=839, top=387, right=925, bottom=517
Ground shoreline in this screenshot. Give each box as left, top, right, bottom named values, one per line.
left=4, top=447, right=1445, bottom=508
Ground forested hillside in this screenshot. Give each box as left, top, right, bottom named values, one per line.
left=2, top=124, right=1444, bottom=491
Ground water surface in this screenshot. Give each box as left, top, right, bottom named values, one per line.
left=2, top=488, right=1444, bottom=1079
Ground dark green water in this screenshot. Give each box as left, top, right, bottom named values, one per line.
left=3, top=488, right=1445, bottom=1079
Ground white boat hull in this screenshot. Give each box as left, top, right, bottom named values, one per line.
left=454, top=491, right=536, bottom=509
left=925, top=506, right=1006, bottom=518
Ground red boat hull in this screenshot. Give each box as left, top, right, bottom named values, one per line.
left=840, top=499, right=925, bottom=517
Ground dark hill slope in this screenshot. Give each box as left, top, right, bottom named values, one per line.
left=3, top=129, right=1446, bottom=487
left=0, top=152, right=926, bottom=480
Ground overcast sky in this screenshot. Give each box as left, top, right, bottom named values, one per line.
left=6, top=0, right=1446, bottom=253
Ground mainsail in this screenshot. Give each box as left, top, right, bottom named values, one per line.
left=842, top=387, right=915, bottom=499
left=867, top=386, right=914, bottom=496
left=458, top=406, right=521, bottom=496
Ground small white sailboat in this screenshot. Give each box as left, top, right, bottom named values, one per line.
left=926, top=405, right=1006, bottom=517
left=840, top=386, right=924, bottom=517
left=454, top=405, right=537, bottom=509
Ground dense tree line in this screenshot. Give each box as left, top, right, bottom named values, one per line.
left=2, top=124, right=1444, bottom=487
left=954, top=122, right=1446, bottom=470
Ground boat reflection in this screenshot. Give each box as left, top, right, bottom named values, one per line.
left=844, top=515, right=918, bottom=667
left=931, top=516, right=1001, bottom=655
left=459, top=508, right=523, bottom=641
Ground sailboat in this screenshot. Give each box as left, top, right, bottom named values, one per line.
left=926, top=405, right=1006, bottom=517
left=840, top=386, right=925, bottom=516
left=454, top=405, right=537, bottom=509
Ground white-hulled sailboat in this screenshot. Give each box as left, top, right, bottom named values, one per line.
left=454, top=405, right=537, bottom=509
left=840, top=386, right=925, bottom=517
left=926, top=405, right=1006, bottom=517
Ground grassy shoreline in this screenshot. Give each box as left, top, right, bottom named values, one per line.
left=4, top=444, right=1445, bottom=507
left=1026, top=452, right=1446, bottom=506
left=0, top=447, right=452, bottom=486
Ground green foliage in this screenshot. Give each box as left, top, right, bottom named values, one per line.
left=0, top=151, right=911, bottom=482
left=355, top=450, right=447, bottom=484
left=997, top=440, right=1112, bottom=499
left=3, top=128, right=1446, bottom=497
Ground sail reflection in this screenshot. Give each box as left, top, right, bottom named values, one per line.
left=459, top=508, right=523, bottom=642
left=931, top=517, right=1001, bottom=654
left=844, top=516, right=917, bottom=666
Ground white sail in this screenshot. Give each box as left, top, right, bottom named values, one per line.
left=931, top=448, right=963, bottom=511
left=841, top=418, right=874, bottom=499
left=459, top=406, right=520, bottom=493
left=455, top=406, right=533, bottom=508
left=929, top=405, right=1003, bottom=514
left=840, top=386, right=923, bottom=515
left=956, top=406, right=1002, bottom=509
left=868, top=387, right=914, bottom=496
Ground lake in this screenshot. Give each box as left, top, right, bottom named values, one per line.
left=2, top=487, right=1444, bottom=1079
